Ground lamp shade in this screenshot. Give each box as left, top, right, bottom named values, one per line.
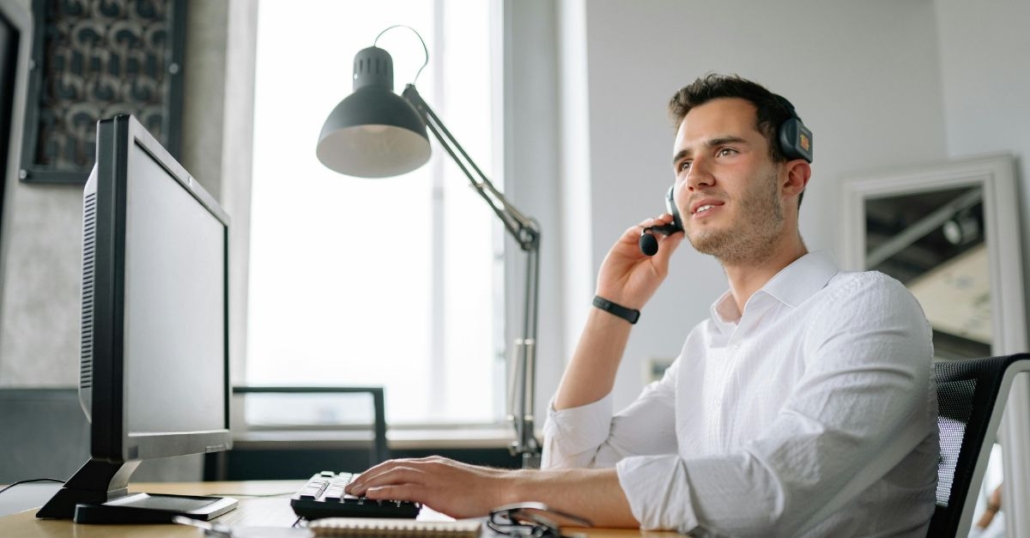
left=316, top=46, right=431, bottom=178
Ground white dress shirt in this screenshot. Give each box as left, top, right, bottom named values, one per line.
left=542, top=251, right=939, bottom=537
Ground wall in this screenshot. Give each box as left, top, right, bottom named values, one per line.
left=934, top=0, right=1030, bottom=325
left=0, top=0, right=255, bottom=387
left=558, top=0, right=948, bottom=408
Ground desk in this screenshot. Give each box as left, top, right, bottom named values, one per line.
left=0, top=481, right=672, bottom=538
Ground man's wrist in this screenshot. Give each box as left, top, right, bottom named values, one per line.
left=593, top=295, right=641, bottom=324
left=503, top=469, right=534, bottom=505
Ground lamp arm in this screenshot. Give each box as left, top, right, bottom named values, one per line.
left=401, top=84, right=542, bottom=466
left=402, top=85, right=538, bottom=251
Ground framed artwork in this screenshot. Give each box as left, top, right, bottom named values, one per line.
left=19, top=0, right=186, bottom=184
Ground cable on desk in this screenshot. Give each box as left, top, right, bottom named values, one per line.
left=204, top=492, right=295, bottom=498
left=0, top=478, right=65, bottom=496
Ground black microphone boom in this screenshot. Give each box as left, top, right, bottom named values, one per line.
left=639, top=223, right=681, bottom=256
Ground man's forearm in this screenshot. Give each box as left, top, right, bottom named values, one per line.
left=553, top=308, right=633, bottom=410
left=506, top=467, right=639, bottom=528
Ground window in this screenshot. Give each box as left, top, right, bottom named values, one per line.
left=247, top=0, right=503, bottom=425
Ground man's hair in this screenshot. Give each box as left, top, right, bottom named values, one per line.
left=668, top=74, right=805, bottom=207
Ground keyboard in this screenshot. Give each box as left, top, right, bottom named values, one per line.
left=290, top=471, right=421, bottom=520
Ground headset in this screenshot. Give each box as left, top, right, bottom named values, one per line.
left=639, top=94, right=813, bottom=256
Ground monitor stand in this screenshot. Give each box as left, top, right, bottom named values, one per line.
left=35, top=458, right=237, bottom=523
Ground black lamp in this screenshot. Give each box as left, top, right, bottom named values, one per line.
left=316, top=27, right=542, bottom=468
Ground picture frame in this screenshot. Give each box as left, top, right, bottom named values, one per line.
left=18, top=0, right=186, bottom=184
left=840, top=152, right=1026, bottom=358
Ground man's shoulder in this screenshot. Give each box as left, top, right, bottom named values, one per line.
left=823, top=269, right=912, bottom=302
left=810, top=269, right=928, bottom=331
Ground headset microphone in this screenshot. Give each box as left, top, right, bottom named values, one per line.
left=639, top=222, right=681, bottom=256
left=639, top=186, right=684, bottom=256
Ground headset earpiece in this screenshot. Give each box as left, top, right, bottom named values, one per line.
left=774, top=95, right=813, bottom=163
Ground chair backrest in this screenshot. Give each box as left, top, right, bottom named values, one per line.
left=231, top=386, right=387, bottom=462
left=929, top=353, right=1030, bottom=537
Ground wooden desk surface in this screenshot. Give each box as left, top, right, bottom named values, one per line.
left=0, top=481, right=674, bottom=538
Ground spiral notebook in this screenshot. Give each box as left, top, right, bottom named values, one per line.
left=308, top=517, right=483, bottom=538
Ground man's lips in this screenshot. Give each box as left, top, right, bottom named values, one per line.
left=690, top=199, right=725, bottom=217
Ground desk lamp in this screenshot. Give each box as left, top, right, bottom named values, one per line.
left=315, top=26, right=541, bottom=468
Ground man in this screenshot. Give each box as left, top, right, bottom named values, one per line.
left=347, top=74, right=939, bottom=537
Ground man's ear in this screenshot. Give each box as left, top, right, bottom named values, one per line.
left=781, top=159, right=811, bottom=199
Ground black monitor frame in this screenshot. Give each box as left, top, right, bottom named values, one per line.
left=0, top=0, right=31, bottom=235
left=37, top=115, right=235, bottom=522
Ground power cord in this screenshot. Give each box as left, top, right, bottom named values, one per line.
left=0, top=478, right=65, bottom=496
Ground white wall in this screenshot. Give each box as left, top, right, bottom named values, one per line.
left=560, top=0, right=948, bottom=408
left=935, top=0, right=1030, bottom=322
left=935, top=0, right=1030, bottom=532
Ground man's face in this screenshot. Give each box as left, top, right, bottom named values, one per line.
left=670, top=97, right=787, bottom=264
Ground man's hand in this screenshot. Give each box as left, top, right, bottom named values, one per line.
left=346, top=456, right=638, bottom=527
left=596, top=214, right=684, bottom=310
left=345, top=456, right=514, bottom=519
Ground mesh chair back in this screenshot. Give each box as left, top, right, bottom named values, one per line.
left=928, top=353, right=1029, bottom=537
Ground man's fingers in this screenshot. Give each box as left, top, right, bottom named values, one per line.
left=363, top=483, right=427, bottom=503
left=348, top=465, right=425, bottom=495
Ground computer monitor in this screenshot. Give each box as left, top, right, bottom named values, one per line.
left=0, top=0, right=30, bottom=228
left=37, top=115, right=237, bottom=523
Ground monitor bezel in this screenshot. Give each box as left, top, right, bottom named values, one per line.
left=91, top=115, right=232, bottom=463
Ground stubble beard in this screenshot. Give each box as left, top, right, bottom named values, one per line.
left=686, top=170, right=785, bottom=266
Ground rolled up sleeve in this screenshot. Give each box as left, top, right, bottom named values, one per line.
left=541, top=393, right=615, bottom=469
left=616, top=455, right=700, bottom=534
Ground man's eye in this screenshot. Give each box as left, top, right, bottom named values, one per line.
left=718, top=148, right=737, bottom=156
left=678, top=161, right=692, bottom=171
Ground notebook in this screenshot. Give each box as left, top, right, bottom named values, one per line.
left=308, top=517, right=483, bottom=538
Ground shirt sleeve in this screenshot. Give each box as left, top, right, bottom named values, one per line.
left=542, top=359, right=680, bottom=470
left=617, top=274, right=937, bottom=537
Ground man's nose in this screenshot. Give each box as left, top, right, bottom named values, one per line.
left=686, top=157, right=714, bottom=191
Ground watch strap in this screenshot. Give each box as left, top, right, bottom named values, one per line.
left=592, top=295, right=640, bottom=324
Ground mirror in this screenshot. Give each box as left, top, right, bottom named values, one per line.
left=840, top=152, right=1026, bottom=358
left=841, top=152, right=1030, bottom=536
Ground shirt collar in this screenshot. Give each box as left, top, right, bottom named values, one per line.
left=761, top=250, right=840, bottom=308
left=709, top=250, right=841, bottom=325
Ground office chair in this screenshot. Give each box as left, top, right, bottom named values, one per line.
left=231, top=386, right=388, bottom=464
left=205, top=386, right=388, bottom=481
left=928, top=353, right=1030, bottom=538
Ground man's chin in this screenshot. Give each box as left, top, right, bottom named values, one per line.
left=686, top=231, right=729, bottom=257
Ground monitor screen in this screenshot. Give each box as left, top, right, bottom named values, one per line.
left=38, top=115, right=235, bottom=522
left=123, top=135, right=226, bottom=437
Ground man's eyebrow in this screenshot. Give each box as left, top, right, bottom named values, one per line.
left=671, top=136, right=750, bottom=166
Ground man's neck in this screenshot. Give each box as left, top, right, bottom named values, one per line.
left=722, top=235, right=808, bottom=314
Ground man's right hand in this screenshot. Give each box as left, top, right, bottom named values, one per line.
left=552, top=213, right=684, bottom=411
left=596, top=213, right=685, bottom=310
